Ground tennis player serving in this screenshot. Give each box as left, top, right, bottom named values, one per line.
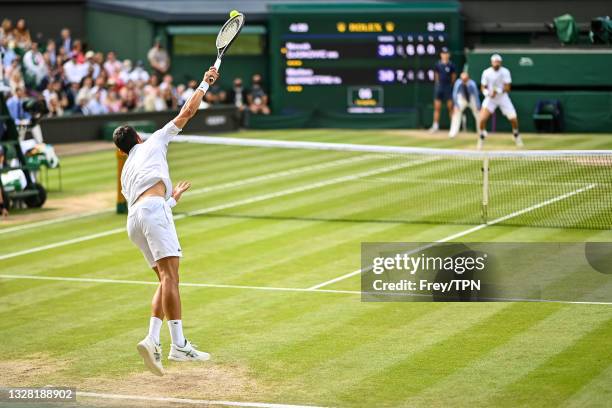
left=113, top=11, right=245, bottom=376
left=113, top=65, right=218, bottom=375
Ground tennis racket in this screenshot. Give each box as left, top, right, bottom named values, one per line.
left=200, top=12, right=245, bottom=93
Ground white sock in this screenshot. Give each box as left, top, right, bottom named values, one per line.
left=168, top=320, right=186, bottom=347
left=432, top=122, right=439, bottom=129
left=148, top=316, right=163, bottom=344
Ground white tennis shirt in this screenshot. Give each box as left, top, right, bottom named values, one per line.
left=121, top=121, right=182, bottom=208
left=481, top=66, right=512, bottom=95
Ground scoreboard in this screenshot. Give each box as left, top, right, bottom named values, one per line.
left=268, top=3, right=462, bottom=115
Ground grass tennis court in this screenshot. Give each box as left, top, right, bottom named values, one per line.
left=1, top=129, right=611, bottom=407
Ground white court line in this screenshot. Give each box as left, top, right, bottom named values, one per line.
left=307, top=183, right=597, bottom=290
left=78, top=391, right=324, bottom=408
left=0, top=274, right=359, bottom=295
left=1, top=274, right=610, bottom=305
left=0, top=159, right=427, bottom=260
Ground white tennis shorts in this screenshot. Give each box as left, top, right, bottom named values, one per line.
left=127, top=196, right=182, bottom=267
left=482, top=93, right=517, bottom=119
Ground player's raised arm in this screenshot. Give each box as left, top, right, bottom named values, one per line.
left=172, top=67, right=220, bottom=129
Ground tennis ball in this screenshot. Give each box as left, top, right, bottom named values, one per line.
left=230, top=10, right=240, bottom=18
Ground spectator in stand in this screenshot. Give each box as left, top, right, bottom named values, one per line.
left=23, top=42, right=48, bottom=88
left=1, top=37, right=17, bottom=69
left=1, top=19, right=14, bottom=43
left=47, top=93, right=64, bottom=117
left=13, top=19, right=32, bottom=50
left=161, top=86, right=177, bottom=110
left=227, top=77, right=246, bottom=112
left=85, top=50, right=100, bottom=79
left=57, top=28, right=72, bottom=57
left=143, top=86, right=165, bottom=111
left=119, top=59, right=132, bottom=83
left=86, top=89, right=108, bottom=115
left=76, top=76, right=94, bottom=103
left=179, top=79, right=198, bottom=107
left=7, top=87, right=44, bottom=143
left=104, top=51, right=122, bottom=76
left=147, top=37, right=170, bottom=77
left=64, top=54, right=88, bottom=84
left=66, top=81, right=80, bottom=110
left=105, top=90, right=123, bottom=112
left=70, top=39, right=84, bottom=63
left=50, top=80, right=69, bottom=112
left=107, top=63, right=124, bottom=90
left=247, top=73, right=270, bottom=115
left=74, top=94, right=90, bottom=115
left=44, top=39, right=57, bottom=69
left=120, top=85, right=140, bottom=111
left=205, top=83, right=227, bottom=106
left=129, top=60, right=149, bottom=83
left=92, top=52, right=104, bottom=79
left=8, top=69, right=25, bottom=94
left=91, top=75, right=108, bottom=103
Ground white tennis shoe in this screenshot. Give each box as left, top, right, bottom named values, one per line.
left=136, top=336, right=164, bottom=376
left=514, top=135, right=524, bottom=148
left=168, top=340, right=211, bottom=362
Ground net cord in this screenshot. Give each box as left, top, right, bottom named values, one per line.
left=170, top=134, right=612, bottom=159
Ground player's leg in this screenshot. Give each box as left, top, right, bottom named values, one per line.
left=500, top=95, right=523, bottom=147
left=469, top=97, right=480, bottom=129
left=478, top=105, right=492, bottom=150
left=129, top=213, right=166, bottom=376
left=148, top=266, right=164, bottom=344
left=449, top=98, right=465, bottom=138
left=446, top=98, right=454, bottom=123
left=155, top=256, right=211, bottom=362
left=429, top=87, right=442, bottom=133
left=156, top=257, right=181, bottom=318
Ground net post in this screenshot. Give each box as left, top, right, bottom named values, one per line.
left=116, top=148, right=127, bottom=214
left=482, top=155, right=489, bottom=224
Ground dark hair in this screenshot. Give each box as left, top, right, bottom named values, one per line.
left=113, top=125, right=139, bottom=154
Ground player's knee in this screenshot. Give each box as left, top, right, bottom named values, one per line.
left=159, top=271, right=179, bottom=287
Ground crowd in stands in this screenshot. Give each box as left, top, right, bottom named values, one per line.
left=0, top=18, right=271, bottom=123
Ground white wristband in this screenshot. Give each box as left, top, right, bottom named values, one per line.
left=166, top=197, right=177, bottom=208
left=482, top=88, right=489, bottom=97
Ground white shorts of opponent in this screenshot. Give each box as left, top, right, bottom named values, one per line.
left=482, top=93, right=517, bottom=120
left=449, top=95, right=480, bottom=138
left=127, top=196, right=182, bottom=268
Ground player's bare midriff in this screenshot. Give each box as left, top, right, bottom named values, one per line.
left=136, top=180, right=166, bottom=203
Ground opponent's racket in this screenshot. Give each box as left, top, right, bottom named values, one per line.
left=200, top=12, right=245, bottom=92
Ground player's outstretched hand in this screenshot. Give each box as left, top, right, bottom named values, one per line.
left=204, top=67, right=219, bottom=85
left=172, top=181, right=192, bottom=203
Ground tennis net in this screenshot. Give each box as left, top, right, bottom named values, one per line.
left=172, top=135, right=612, bottom=230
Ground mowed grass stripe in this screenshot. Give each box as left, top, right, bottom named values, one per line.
left=402, top=305, right=612, bottom=407
left=561, top=364, right=612, bottom=408
left=333, top=303, right=560, bottom=407
left=487, top=315, right=612, bottom=407
left=282, top=303, right=511, bottom=405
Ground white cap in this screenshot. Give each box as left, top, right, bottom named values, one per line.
left=490, top=53, right=503, bottom=62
